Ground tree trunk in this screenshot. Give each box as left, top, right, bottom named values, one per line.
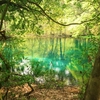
left=83, top=46, right=100, bottom=100
left=0, top=0, right=10, bottom=39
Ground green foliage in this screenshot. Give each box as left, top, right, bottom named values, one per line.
left=0, top=38, right=26, bottom=89
left=0, top=1, right=100, bottom=99
left=66, top=38, right=99, bottom=100
left=30, top=59, right=46, bottom=77
left=29, top=59, right=66, bottom=88
left=0, top=0, right=100, bottom=36
left=66, top=37, right=99, bottom=84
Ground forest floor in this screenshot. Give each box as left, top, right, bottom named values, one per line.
left=0, top=83, right=80, bottom=100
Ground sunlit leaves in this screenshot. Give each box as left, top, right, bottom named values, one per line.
left=0, top=0, right=100, bottom=35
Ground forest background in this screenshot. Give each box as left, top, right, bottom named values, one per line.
left=0, top=0, right=100, bottom=100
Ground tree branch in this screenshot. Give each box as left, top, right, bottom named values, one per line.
left=0, top=0, right=11, bottom=31
left=9, top=2, right=29, bottom=11
left=0, top=1, right=29, bottom=11
left=27, top=0, right=96, bottom=26
left=0, top=1, right=7, bottom=5
left=0, top=0, right=97, bottom=27
left=24, top=82, right=34, bottom=96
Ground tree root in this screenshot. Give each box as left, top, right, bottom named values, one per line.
left=2, top=88, right=9, bottom=100
left=24, top=82, right=34, bottom=96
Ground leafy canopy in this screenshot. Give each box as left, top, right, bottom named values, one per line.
left=0, top=0, right=100, bottom=35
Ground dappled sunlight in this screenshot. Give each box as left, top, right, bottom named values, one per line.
left=0, top=0, right=100, bottom=99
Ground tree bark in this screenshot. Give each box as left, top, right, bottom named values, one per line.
left=83, top=46, right=100, bottom=100
left=0, top=0, right=11, bottom=30
left=0, top=0, right=10, bottom=39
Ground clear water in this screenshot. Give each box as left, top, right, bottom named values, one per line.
left=0, top=37, right=97, bottom=85
left=24, top=38, right=90, bottom=71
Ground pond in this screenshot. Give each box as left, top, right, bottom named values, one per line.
left=21, top=37, right=95, bottom=84
left=24, top=38, right=86, bottom=69
left=0, top=37, right=97, bottom=85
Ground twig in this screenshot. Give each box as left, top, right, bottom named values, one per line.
left=24, top=82, right=34, bottom=96
left=3, top=88, right=9, bottom=100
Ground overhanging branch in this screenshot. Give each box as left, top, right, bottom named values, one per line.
left=0, top=0, right=11, bottom=31
left=0, top=0, right=97, bottom=27
left=27, top=0, right=95, bottom=26
left=0, top=1, right=7, bottom=5
left=10, top=2, right=29, bottom=11
left=0, top=1, right=29, bottom=11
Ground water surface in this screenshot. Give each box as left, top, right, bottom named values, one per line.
left=24, top=37, right=90, bottom=71
left=0, top=37, right=96, bottom=84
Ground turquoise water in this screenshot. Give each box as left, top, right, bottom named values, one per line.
left=24, top=38, right=91, bottom=71
left=0, top=37, right=96, bottom=84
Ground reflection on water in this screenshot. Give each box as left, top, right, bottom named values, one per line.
left=25, top=38, right=89, bottom=70
left=0, top=37, right=95, bottom=85
left=23, top=37, right=94, bottom=84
